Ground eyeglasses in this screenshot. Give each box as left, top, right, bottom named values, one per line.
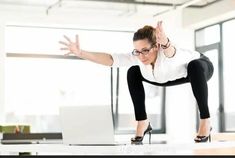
left=132, top=45, right=155, bottom=56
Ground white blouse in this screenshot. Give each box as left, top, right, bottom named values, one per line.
left=111, top=47, right=200, bottom=83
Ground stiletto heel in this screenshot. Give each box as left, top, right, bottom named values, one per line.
left=149, top=131, right=152, bottom=144
left=131, top=122, right=152, bottom=145
left=194, top=127, right=212, bottom=143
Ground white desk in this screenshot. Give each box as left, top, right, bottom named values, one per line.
left=1, top=142, right=235, bottom=155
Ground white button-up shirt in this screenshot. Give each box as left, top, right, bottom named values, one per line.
left=111, top=47, right=200, bottom=83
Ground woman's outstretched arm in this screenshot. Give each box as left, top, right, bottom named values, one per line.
left=59, top=35, right=114, bottom=66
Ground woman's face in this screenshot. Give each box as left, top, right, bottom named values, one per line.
left=133, top=39, right=158, bottom=65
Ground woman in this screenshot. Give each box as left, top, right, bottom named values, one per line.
left=59, top=21, right=214, bottom=144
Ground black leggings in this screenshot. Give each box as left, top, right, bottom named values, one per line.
left=127, top=54, right=214, bottom=120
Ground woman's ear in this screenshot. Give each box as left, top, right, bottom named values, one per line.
left=158, top=43, right=161, bottom=48
left=154, top=44, right=159, bottom=51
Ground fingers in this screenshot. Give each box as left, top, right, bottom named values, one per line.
left=155, top=21, right=167, bottom=45
left=59, top=41, right=69, bottom=46
left=60, top=35, right=79, bottom=46
left=60, top=46, right=70, bottom=56
left=159, top=21, right=163, bottom=31
left=60, top=47, right=69, bottom=50
left=60, top=35, right=79, bottom=56
left=76, top=34, right=79, bottom=45
left=64, top=35, right=72, bottom=43
left=64, top=52, right=73, bottom=56
left=156, top=21, right=163, bottom=32
left=157, top=21, right=160, bottom=28
left=157, top=21, right=162, bottom=27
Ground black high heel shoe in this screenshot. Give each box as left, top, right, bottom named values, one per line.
left=194, top=127, right=212, bottom=143
left=131, top=122, right=153, bottom=144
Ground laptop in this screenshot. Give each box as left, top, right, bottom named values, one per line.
left=59, top=105, right=125, bottom=146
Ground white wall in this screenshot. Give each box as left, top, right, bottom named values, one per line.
left=183, top=0, right=235, bottom=29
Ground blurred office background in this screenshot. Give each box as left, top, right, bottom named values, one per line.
left=0, top=0, right=234, bottom=142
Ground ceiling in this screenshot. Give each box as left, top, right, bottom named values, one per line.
left=0, top=0, right=221, bottom=18
left=0, top=0, right=221, bottom=8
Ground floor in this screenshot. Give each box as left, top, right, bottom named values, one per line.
left=113, top=134, right=235, bottom=155
left=0, top=134, right=235, bottom=155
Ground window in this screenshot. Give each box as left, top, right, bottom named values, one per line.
left=195, top=24, right=220, bottom=47
left=223, top=19, right=235, bottom=131
left=5, top=58, right=111, bottom=115
left=5, top=25, right=133, bottom=132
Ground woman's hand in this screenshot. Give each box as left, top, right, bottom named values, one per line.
left=155, top=21, right=168, bottom=46
left=59, top=35, right=82, bottom=57
left=156, top=21, right=175, bottom=57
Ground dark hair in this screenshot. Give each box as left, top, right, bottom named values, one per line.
left=133, top=25, right=156, bottom=45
